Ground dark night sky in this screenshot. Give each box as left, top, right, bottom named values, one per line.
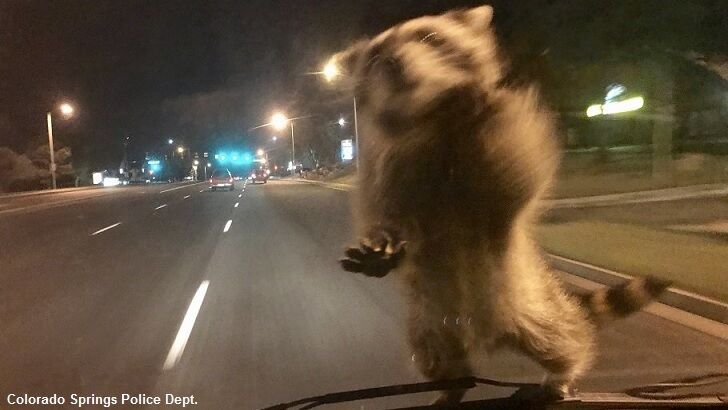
left=1, top=0, right=726, bottom=169
left=0, top=0, right=486, bottom=168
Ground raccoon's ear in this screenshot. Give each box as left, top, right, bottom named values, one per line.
left=333, top=38, right=369, bottom=76
left=453, top=5, right=494, bottom=29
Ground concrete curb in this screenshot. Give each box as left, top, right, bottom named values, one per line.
left=548, top=254, right=728, bottom=325
left=547, top=183, right=728, bottom=209
left=295, top=178, right=354, bottom=191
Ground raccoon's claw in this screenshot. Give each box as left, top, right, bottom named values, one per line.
left=339, top=234, right=406, bottom=278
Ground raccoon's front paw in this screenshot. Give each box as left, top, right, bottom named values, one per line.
left=339, top=231, right=406, bottom=278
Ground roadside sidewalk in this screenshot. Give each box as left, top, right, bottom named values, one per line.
left=0, top=185, right=99, bottom=199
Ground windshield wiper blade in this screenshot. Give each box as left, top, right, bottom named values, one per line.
left=393, top=392, right=727, bottom=410
left=624, top=372, right=728, bottom=401
left=261, top=377, right=538, bottom=410
left=262, top=373, right=728, bottom=410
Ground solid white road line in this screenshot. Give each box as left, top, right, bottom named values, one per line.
left=90, top=222, right=122, bottom=236
left=159, top=182, right=205, bottom=194
left=223, top=219, right=232, bottom=233
left=154, top=204, right=167, bottom=210
left=555, top=270, right=728, bottom=341
left=234, top=202, right=239, bottom=208
left=183, top=195, right=191, bottom=199
left=163, top=280, right=210, bottom=370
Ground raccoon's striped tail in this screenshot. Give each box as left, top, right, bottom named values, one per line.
left=579, top=276, right=671, bottom=326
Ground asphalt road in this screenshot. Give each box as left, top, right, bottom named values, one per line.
left=1, top=180, right=727, bottom=409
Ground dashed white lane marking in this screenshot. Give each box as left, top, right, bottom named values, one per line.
left=238, top=194, right=242, bottom=198
left=234, top=202, right=239, bottom=208
left=199, top=189, right=205, bottom=193
left=159, top=182, right=204, bottom=193
left=90, top=222, right=122, bottom=236
left=163, top=280, right=210, bottom=370
left=154, top=204, right=167, bottom=210
left=223, top=219, right=232, bottom=233
left=183, top=195, right=191, bottom=199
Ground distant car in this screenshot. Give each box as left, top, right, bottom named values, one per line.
left=209, top=169, right=234, bottom=191
left=250, top=168, right=268, bottom=184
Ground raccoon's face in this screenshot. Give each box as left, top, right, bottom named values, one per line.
left=331, top=5, right=501, bottom=141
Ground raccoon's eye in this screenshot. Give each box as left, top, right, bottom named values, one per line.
left=365, top=54, right=381, bottom=71
left=364, top=42, right=384, bottom=71
left=419, top=31, right=446, bottom=47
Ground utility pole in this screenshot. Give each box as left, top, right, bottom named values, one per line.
left=46, top=112, right=57, bottom=189
left=290, top=121, right=296, bottom=177
left=353, top=96, right=360, bottom=171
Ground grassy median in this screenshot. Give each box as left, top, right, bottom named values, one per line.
left=537, top=221, right=728, bottom=302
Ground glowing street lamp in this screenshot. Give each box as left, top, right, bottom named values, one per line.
left=168, top=138, right=174, bottom=145
left=60, top=103, right=74, bottom=117
left=271, top=112, right=289, bottom=131
left=322, top=60, right=340, bottom=83
left=272, top=136, right=278, bottom=142
left=338, top=118, right=346, bottom=127
left=256, top=148, right=265, bottom=156
left=46, top=102, right=75, bottom=189
left=177, top=146, right=184, bottom=153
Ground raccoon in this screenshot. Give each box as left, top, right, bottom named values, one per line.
left=334, top=5, right=669, bottom=404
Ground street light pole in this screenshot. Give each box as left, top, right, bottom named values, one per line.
left=46, top=112, right=57, bottom=189
left=290, top=121, right=296, bottom=177
left=352, top=96, right=359, bottom=171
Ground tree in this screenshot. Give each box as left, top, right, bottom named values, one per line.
left=0, top=147, right=44, bottom=192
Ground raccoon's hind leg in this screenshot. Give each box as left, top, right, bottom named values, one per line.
left=408, top=305, right=472, bottom=404
left=505, top=292, right=597, bottom=397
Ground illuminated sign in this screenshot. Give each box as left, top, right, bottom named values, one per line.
left=586, top=96, right=644, bottom=117
left=92, top=172, right=103, bottom=185
left=341, top=139, right=354, bottom=161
